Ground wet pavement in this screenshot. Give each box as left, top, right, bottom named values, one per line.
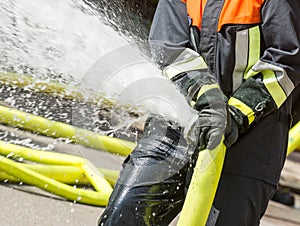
left=0, top=126, right=123, bottom=226
left=0, top=184, right=102, bottom=226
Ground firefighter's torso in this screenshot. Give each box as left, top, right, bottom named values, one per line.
left=186, top=0, right=265, bottom=96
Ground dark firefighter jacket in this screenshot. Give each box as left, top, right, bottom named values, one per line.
left=185, top=0, right=300, bottom=101
left=149, top=0, right=300, bottom=185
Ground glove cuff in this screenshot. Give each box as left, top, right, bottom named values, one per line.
left=162, top=49, right=227, bottom=112
left=228, top=77, right=277, bottom=133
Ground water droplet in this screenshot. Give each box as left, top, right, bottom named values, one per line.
left=163, top=190, right=169, bottom=195
left=44, top=184, right=48, bottom=188
left=6, top=152, right=14, bottom=158
left=152, top=212, right=156, bottom=216
left=77, top=196, right=82, bottom=201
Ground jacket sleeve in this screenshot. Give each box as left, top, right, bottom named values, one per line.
left=148, top=0, right=194, bottom=68
left=228, top=0, right=300, bottom=131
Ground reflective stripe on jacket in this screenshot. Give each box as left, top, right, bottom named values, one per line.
left=183, top=0, right=300, bottom=107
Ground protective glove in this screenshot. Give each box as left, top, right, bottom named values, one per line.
left=227, top=76, right=277, bottom=136
left=192, top=75, right=278, bottom=149
left=224, top=112, right=239, bottom=149
left=169, top=69, right=230, bottom=150
left=163, top=53, right=242, bottom=150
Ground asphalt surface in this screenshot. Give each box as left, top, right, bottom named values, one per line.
left=0, top=184, right=103, bottom=226
left=0, top=125, right=124, bottom=226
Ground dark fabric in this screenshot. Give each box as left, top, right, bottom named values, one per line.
left=213, top=172, right=276, bottom=226
left=223, top=98, right=291, bottom=186
left=148, top=0, right=190, bottom=68
left=231, top=77, right=277, bottom=123
left=98, top=116, right=198, bottom=226
left=260, top=0, right=300, bottom=86
left=171, top=70, right=216, bottom=103
left=198, top=0, right=224, bottom=76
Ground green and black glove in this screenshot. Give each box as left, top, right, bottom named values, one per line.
left=162, top=52, right=240, bottom=150
left=227, top=76, right=277, bottom=137
left=166, top=66, right=234, bottom=150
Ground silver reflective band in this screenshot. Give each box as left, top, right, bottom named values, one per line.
left=252, top=60, right=294, bottom=107
left=163, top=49, right=207, bottom=79
left=232, top=29, right=249, bottom=92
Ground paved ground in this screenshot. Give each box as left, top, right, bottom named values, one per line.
left=1, top=183, right=297, bottom=226
left=1, top=125, right=300, bottom=226
left=0, top=184, right=103, bottom=226
left=0, top=126, right=123, bottom=226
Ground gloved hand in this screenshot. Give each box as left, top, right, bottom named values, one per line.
left=170, top=69, right=230, bottom=150
left=163, top=53, right=273, bottom=150
left=225, top=76, right=277, bottom=144
left=164, top=50, right=279, bottom=150
left=224, top=112, right=239, bottom=149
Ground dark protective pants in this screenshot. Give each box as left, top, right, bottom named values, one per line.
left=99, top=116, right=196, bottom=226
left=98, top=100, right=291, bottom=226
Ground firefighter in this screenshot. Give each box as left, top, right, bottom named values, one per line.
left=98, top=0, right=300, bottom=225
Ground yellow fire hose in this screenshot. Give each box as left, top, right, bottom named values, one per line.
left=0, top=164, right=119, bottom=186
left=0, top=105, right=136, bottom=156
left=287, top=121, right=300, bottom=156
left=177, top=121, right=300, bottom=226
left=0, top=72, right=113, bottom=106
left=0, top=156, right=112, bottom=206
left=177, top=139, right=226, bottom=226
left=0, top=140, right=115, bottom=206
